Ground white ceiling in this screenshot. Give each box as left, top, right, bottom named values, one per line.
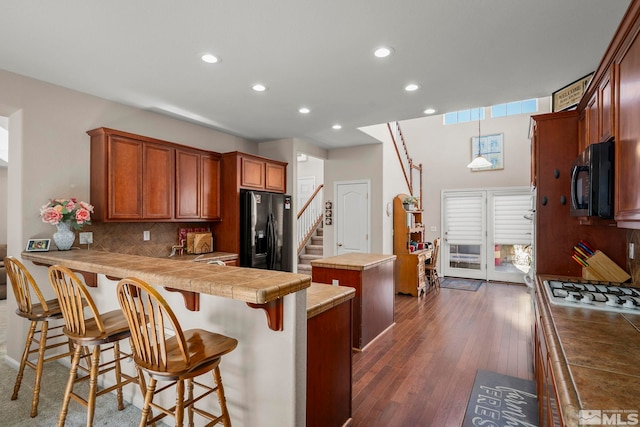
left=0, top=1, right=631, bottom=149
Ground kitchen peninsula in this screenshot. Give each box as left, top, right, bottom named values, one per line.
left=20, top=249, right=311, bottom=427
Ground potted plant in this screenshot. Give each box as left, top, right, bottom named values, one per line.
left=403, top=195, right=418, bottom=211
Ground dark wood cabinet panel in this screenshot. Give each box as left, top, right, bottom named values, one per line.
left=616, top=27, right=640, bottom=223
left=240, top=156, right=265, bottom=189
left=531, top=112, right=626, bottom=276
left=307, top=298, right=352, bottom=427
left=265, top=162, right=286, bottom=193
left=201, top=155, right=221, bottom=220
left=107, top=135, right=143, bottom=219
left=600, top=68, right=614, bottom=141
left=586, top=93, right=599, bottom=146
left=143, top=143, right=174, bottom=219
left=175, top=149, right=200, bottom=219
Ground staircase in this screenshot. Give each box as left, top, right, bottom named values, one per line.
left=297, top=225, right=324, bottom=275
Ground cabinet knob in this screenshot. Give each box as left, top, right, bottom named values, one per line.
left=337, top=242, right=343, bottom=247
left=541, top=196, right=548, bottom=206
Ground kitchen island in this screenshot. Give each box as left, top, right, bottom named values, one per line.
left=19, top=249, right=311, bottom=427
left=535, top=275, right=640, bottom=426
left=311, top=253, right=396, bottom=350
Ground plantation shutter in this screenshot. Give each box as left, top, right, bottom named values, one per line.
left=444, top=194, right=483, bottom=245
left=493, top=193, right=533, bottom=245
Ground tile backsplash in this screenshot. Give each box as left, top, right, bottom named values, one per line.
left=78, top=222, right=212, bottom=258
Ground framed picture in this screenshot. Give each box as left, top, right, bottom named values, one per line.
left=552, top=73, right=594, bottom=112
left=26, top=238, right=51, bottom=252
left=471, top=133, right=504, bottom=171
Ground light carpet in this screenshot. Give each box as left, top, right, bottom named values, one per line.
left=0, top=299, right=146, bottom=426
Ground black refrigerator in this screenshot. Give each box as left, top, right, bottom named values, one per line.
left=240, top=189, right=293, bottom=272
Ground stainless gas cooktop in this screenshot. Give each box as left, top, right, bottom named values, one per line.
left=544, top=279, right=640, bottom=314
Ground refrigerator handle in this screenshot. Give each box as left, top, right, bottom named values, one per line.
left=266, top=213, right=275, bottom=269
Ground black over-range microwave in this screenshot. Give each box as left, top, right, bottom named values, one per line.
left=570, top=138, right=614, bottom=218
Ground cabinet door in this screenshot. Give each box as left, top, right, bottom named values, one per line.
left=600, top=68, right=613, bottom=141
left=143, top=143, right=174, bottom=219
left=175, top=149, right=201, bottom=219
left=265, top=162, right=286, bottom=193
left=108, top=135, right=143, bottom=219
left=201, top=155, right=221, bottom=220
left=586, top=92, right=599, bottom=146
left=240, top=156, right=265, bottom=189
left=616, top=31, right=640, bottom=222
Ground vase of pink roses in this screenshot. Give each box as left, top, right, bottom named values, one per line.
left=40, top=198, right=94, bottom=250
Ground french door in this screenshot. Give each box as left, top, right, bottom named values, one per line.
left=441, top=188, right=533, bottom=283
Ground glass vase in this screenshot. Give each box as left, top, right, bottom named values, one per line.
left=53, top=221, right=75, bottom=251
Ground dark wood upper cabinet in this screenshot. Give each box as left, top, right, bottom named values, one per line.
left=615, top=23, right=640, bottom=224
left=89, top=127, right=218, bottom=222
left=240, top=156, right=265, bottom=189
left=175, top=148, right=221, bottom=220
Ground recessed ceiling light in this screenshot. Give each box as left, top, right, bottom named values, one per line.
left=252, top=84, right=267, bottom=92
left=424, top=108, right=436, bottom=115
left=201, top=54, right=220, bottom=64
left=299, top=107, right=311, bottom=114
left=405, top=83, right=420, bottom=92
left=374, top=46, right=393, bottom=58
left=332, top=124, right=342, bottom=130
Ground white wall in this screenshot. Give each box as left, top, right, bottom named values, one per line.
left=400, top=98, right=550, bottom=243
left=0, top=167, right=6, bottom=243
left=324, top=143, right=384, bottom=255
left=0, top=68, right=304, bottom=427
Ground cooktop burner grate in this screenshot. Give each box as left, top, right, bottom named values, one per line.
left=544, top=279, right=640, bottom=313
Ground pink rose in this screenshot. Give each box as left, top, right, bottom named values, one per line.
left=75, top=208, right=91, bottom=224
left=80, top=201, right=94, bottom=213
left=64, top=200, right=76, bottom=212
left=41, top=207, right=62, bottom=225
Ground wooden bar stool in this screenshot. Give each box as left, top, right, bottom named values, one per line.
left=116, top=277, right=238, bottom=427
left=48, top=265, right=140, bottom=427
left=5, top=256, right=73, bottom=417
left=425, top=238, right=441, bottom=293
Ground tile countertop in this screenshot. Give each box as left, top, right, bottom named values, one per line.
left=21, top=250, right=310, bottom=304
left=310, top=253, right=396, bottom=271
left=536, top=275, right=640, bottom=425
left=306, top=282, right=355, bottom=319
left=171, top=252, right=238, bottom=263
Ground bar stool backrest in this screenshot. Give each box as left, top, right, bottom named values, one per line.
left=432, top=237, right=440, bottom=266
left=48, top=265, right=105, bottom=336
left=5, top=256, right=50, bottom=315
left=117, top=277, right=190, bottom=371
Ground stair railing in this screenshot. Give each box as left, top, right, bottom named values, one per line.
left=297, top=184, right=324, bottom=254
left=388, top=121, right=423, bottom=209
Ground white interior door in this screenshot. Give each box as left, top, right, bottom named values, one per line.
left=335, top=181, right=370, bottom=254
left=442, top=191, right=486, bottom=280
left=441, top=188, right=532, bottom=283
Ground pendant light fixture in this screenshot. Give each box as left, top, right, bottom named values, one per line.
left=467, top=111, right=493, bottom=169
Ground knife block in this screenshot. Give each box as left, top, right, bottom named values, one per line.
left=582, top=250, right=631, bottom=283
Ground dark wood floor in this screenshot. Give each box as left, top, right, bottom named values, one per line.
left=351, top=281, right=534, bottom=427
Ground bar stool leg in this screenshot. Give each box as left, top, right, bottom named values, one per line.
left=139, top=378, right=157, bottom=427
left=86, top=346, right=101, bottom=427
left=58, top=344, right=83, bottom=427
left=31, top=320, right=50, bottom=417
left=187, top=379, right=195, bottom=427
left=12, top=321, right=37, bottom=402
left=176, top=379, right=185, bottom=427
left=214, top=366, right=232, bottom=427
left=113, top=341, right=125, bottom=410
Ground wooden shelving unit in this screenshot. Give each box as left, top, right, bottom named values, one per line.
left=393, top=194, right=431, bottom=296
